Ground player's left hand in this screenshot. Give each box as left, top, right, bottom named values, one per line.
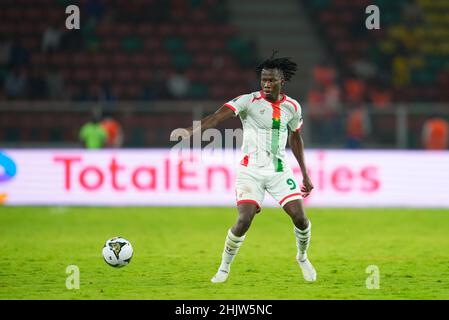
left=301, top=175, right=314, bottom=198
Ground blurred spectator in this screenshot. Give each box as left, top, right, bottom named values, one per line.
left=351, top=58, right=378, bottom=80
left=344, top=78, right=366, bottom=104
left=167, top=72, right=190, bottom=99
left=79, top=108, right=107, bottom=149
left=324, top=82, right=343, bottom=138
left=89, top=82, right=117, bottom=109
left=368, top=86, right=392, bottom=109
left=422, top=118, right=448, bottom=150
left=346, top=105, right=370, bottom=149
left=9, top=40, right=29, bottom=68
left=45, top=66, right=66, bottom=100
left=141, top=84, right=157, bottom=101
left=307, top=88, right=325, bottom=143
left=312, top=63, right=336, bottom=87
left=4, top=67, right=28, bottom=99
left=392, top=56, right=410, bottom=88
left=41, top=24, right=64, bottom=53
left=308, top=63, right=343, bottom=144
left=100, top=114, right=124, bottom=148
left=85, top=0, right=105, bottom=25
left=147, top=70, right=169, bottom=99
left=27, top=67, right=48, bottom=99
left=0, top=36, right=12, bottom=66
left=402, top=0, right=424, bottom=27
left=212, top=55, right=225, bottom=70
left=98, top=82, right=117, bottom=104
left=74, top=83, right=94, bottom=101
left=60, top=29, right=84, bottom=52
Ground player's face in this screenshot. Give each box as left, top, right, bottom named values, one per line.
left=261, top=69, right=284, bottom=100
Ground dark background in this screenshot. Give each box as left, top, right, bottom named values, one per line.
left=0, top=0, right=448, bottom=149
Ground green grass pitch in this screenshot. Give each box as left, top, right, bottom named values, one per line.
left=1, top=206, right=449, bottom=300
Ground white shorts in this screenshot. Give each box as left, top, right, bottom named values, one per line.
left=235, top=164, right=303, bottom=212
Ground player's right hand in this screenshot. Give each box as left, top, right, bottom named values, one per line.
left=170, top=128, right=192, bottom=141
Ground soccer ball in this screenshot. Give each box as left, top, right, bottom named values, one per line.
left=102, top=237, right=133, bottom=268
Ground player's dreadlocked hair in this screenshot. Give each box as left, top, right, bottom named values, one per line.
left=256, top=50, right=298, bottom=82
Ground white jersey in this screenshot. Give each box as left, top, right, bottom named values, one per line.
left=224, top=90, right=303, bottom=172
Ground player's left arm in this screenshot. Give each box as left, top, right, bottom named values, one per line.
left=289, top=129, right=314, bottom=197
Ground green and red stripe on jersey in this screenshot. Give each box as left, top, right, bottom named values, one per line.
left=270, top=102, right=283, bottom=172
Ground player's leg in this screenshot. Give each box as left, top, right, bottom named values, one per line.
left=283, top=199, right=311, bottom=259
left=211, top=203, right=259, bottom=283
left=283, top=200, right=316, bottom=282
left=211, top=166, right=264, bottom=283
left=231, top=202, right=259, bottom=236
left=267, top=170, right=316, bottom=282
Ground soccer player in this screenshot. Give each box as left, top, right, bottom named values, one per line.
left=171, top=53, right=316, bottom=283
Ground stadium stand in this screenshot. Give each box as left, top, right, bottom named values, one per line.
left=0, top=0, right=258, bottom=146
left=302, top=0, right=449, bottom=103
left=0, top=0, right=447, bottom=148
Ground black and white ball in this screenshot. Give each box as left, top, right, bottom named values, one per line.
left=102, top=237, right=133, bottom=268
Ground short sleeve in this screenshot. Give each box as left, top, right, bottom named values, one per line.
left=223, top=94, right=251, bottom=115
left=288, top=104, right=304, bottom=132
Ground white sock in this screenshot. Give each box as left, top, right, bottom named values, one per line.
left=218, top=229, right=246, bottom=272
left=294, top=221, right=311, bottom=261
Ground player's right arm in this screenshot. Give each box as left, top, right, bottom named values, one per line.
left=170, top=105, right=235, bottom=140
left=171, top=94, right=249, bottom=140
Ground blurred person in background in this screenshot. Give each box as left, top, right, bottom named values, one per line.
left=402, top=0, right=424, bottom=27
left=79, top=107, right=107, bottom=149
left=41, top=23, right=64, bottom=53
left=45, top=66, right=67, bottom=100
left=308, top=63, right=342, bottom=145
left=422, top=118, right=448, bottom=150
left=9, top=39, right=29, bottom=68
left=346, top=104, right=370, bottom=149
left=27, top=67, right=48, bottom=100
left=4, top=67, right=28, bottom=99
left=100, top=112, right=124, bottom=148
left=0, top=36, right=12, bottom=67
left=367, top=80, right=393, bottom=110
left=167, top=71, right=190, bottom=99
left=85, top=0, right=106, bottom=25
